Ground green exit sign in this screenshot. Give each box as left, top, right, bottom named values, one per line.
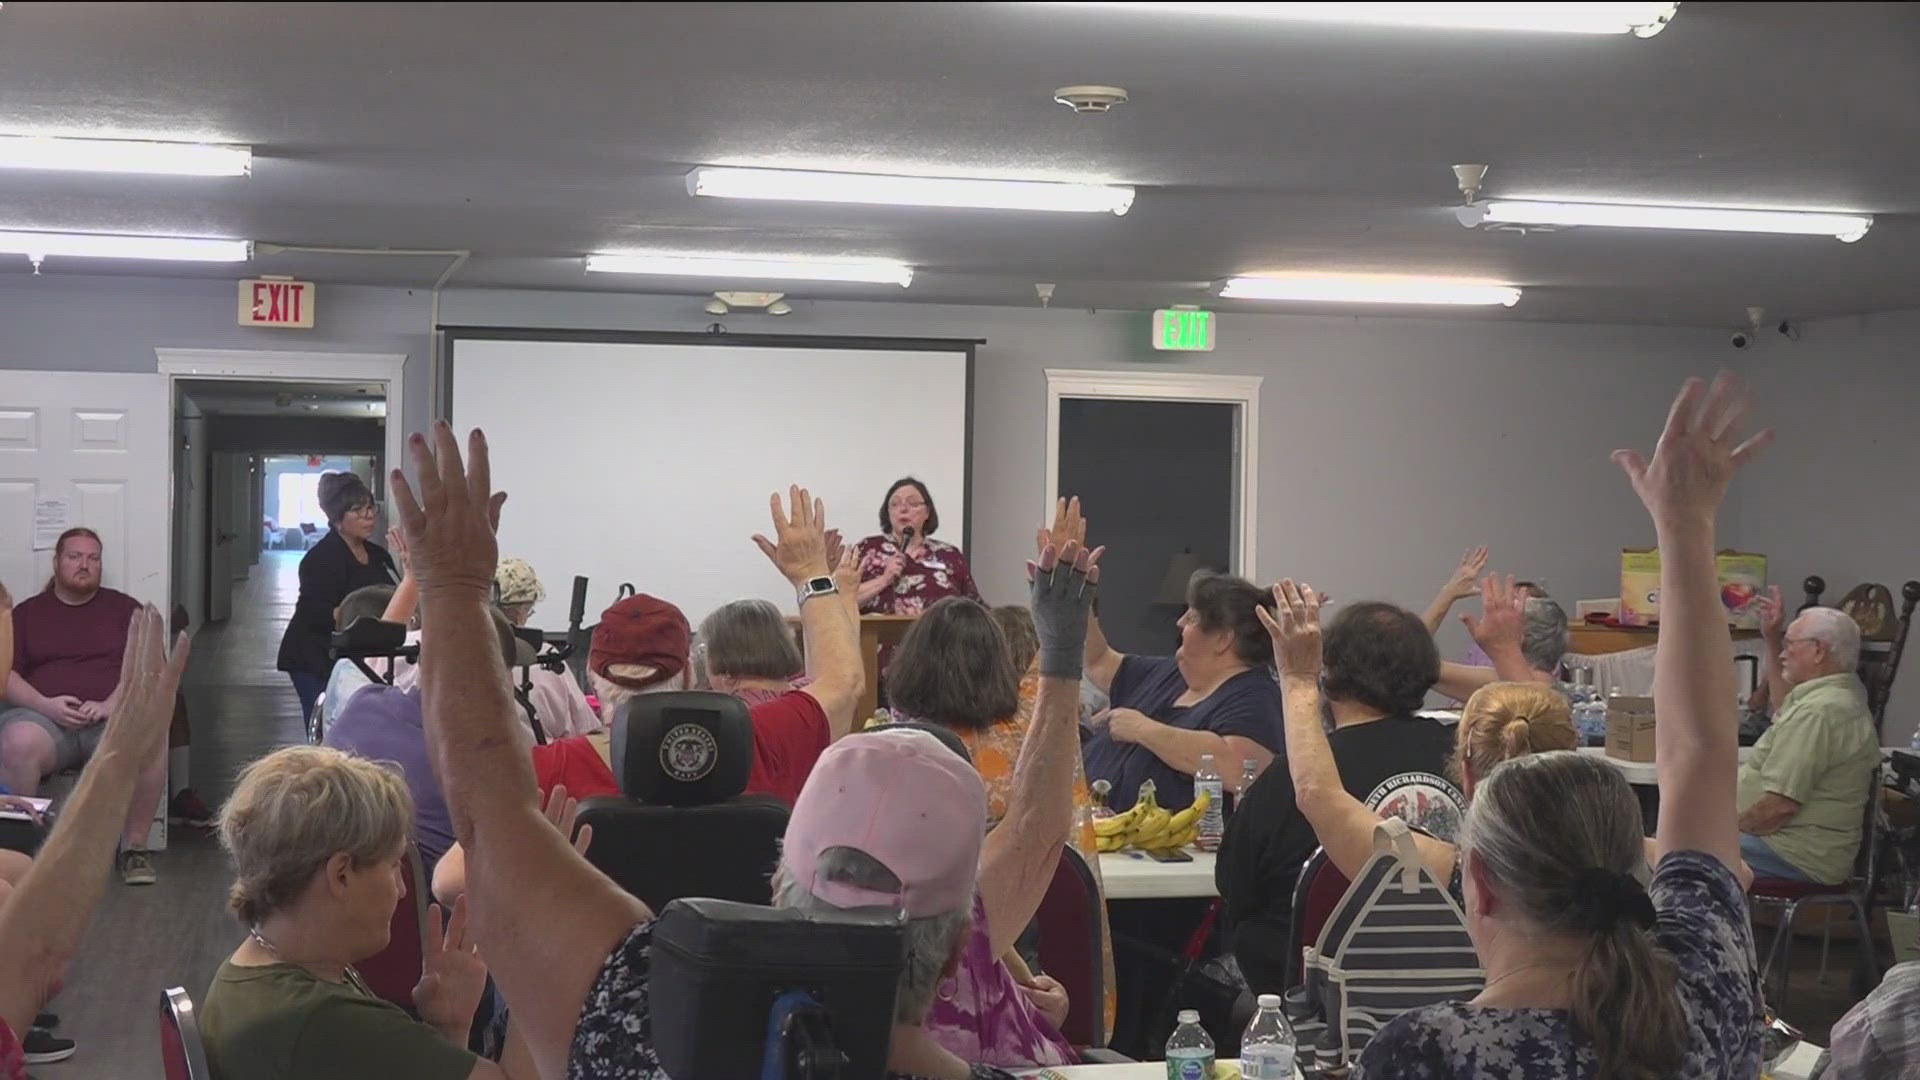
left=1152, top=308, right=1215, bottom=352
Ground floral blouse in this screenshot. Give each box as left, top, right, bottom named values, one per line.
left=856, top=534, right=981, bottom=615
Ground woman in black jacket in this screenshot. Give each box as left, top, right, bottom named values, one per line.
left=275, top=472, right=396, bottom=724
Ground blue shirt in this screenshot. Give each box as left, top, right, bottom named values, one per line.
left=1080, top=654, right=1283, bottom=810
left=322, top=685, right=454, bottom=872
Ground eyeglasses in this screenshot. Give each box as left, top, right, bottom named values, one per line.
left=889, top=498, right=925, bottom=510
left=346, top=503, right=378, bottom=517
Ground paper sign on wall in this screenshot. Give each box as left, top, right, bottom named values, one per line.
left=32, top=498, right=69, bottom=550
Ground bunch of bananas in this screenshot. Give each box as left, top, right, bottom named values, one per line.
left=1092, top=781, right=1210, bottom=855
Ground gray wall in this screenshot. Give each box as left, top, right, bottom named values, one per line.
left=1736, top=309, right=1920, bottom=746
left=2, top=273, right=1759, bottom=672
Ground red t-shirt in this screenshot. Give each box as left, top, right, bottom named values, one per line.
left=530, top=690, right=832, bottom=808
left=11, top=587, right=140, bottom=703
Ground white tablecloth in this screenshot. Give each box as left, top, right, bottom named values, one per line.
left=1579, top=744, right=1756, bottom=786
left=1097, top=848, right=1219, bottom=900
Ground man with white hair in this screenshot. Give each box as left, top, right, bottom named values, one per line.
left=1736, top=591, right=1881, bottom=883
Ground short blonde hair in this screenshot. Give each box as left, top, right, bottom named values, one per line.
left=217, top=745, right=413, bottom=926
left=1453, top=682, right=1577, bottom=787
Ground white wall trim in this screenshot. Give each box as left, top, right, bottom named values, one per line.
left=155, top=347, right=408, bottom=492
left=1044, top=368, right=1262, bottom=580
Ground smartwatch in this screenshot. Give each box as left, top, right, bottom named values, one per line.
left=796, top=576, right=839, bottom=607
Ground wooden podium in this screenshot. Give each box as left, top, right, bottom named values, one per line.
left=789, top=613, right=919, bottom=722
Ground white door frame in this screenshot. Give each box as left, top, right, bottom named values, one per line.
left=154, top=347, right=408, bottom=491
left=1044, top=368, right=1262, bottom=581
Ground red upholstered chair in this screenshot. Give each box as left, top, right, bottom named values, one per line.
left=1285, top=849, right=1352, bottom=990
left=1032, top=845, right=1107, bottom=1050
left=159, top=986, right=211, bottom=1080
left=1750, top=770, right=1887, bottom=1007
left=354, top=841, right=430, bottom=1010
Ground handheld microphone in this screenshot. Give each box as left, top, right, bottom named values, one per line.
left=900, top=525, right=916, bottom=550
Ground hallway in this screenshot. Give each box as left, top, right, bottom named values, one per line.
left=44, top=551, right=305, bottom=1078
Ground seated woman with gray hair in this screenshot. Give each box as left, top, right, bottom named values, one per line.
left=202, top=745, right=538, bottom=1080
left=695, top=598, right=806, bottom=707
left=1429, top=571, right=1571, bottom=703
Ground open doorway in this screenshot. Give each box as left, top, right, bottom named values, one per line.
left=1046, top=370, right=1261, bottom=654
left=172, top=379, right=387, bottom=631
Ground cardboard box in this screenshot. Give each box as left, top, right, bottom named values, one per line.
left=1716, top=551, right=1768, bottom=629
left=1618, top=549, right=1769, bottom=628
left=1605, top=695, right=1657, bottom=763
left=1619, top=549, right=1661, bottom=627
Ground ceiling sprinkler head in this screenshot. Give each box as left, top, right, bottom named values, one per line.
left=1451, top=164, right=1489, bottom=203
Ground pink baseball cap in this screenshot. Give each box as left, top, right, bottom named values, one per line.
left=781, top=728, right=986, bottom=919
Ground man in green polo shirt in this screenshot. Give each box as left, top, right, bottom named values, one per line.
left=1737, top=595, right=1880, bottom=884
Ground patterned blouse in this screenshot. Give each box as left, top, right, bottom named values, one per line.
left=856, top=535, right=981, bottom=615
left=1355, top=851, right=1763, bottom=1079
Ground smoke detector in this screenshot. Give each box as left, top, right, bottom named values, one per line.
left=1053, top=85, right=1129, bottom=113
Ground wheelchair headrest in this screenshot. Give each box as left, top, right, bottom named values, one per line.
left=610, top=692, right=754, bottom=806
left=330, top=617, right=412, bottom=658
left=651, top=897, right=902, bottom=1080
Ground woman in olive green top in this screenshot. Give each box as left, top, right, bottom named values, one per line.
left=204, top=745, right=537, bottom=1080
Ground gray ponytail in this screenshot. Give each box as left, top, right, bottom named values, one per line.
left=1459, top=752, right=1685, bottom=1080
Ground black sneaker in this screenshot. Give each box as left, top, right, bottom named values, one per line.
left=32, top=1012, right=56, bottom=1030
left=23, top=1026, right=75, bottom=1063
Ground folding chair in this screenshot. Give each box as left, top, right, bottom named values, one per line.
left=159, top=986, right=211, bottom=1080
left=1752, top=769, right=1887, bottom=1006
left=354, top=840, right=431, bottom=1010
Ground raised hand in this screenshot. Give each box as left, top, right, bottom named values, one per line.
left=1461, top=574, right=1527, bottom=653
left=1445, top=546, right=1489, bottom=601
left=390, top=423, right=508, bottom=601
left=386, top=526, right=411, bottom=574
left=1613, top=373, right=1772, bottom=529
left=751, top=486, right=832, bottom=586
left=1028, top=539, right=1102, bottom=678
left=414, top=893, right=489, bottom=1038
left=1755, top=584, right=1786, bottom=643
left=1258, top=580, right=1323, bottom=680
left=103, top=605, right=191, bottom=761
left=1036, top=495, right=1088, bottom=555
left=542, top=784, right=593, bottom=857
left=832, top=546, right=861, bottom=597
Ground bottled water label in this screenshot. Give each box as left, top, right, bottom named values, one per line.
left=1166, top=1048, right=1214, bottom=1080
left=1241, top=1045, right=1296, bottom=1079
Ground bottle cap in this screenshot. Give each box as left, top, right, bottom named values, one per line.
left=1177, top=1009, right=1200, bottom=1024
left=1199, top=753, right=1215, bottom=766
left=1257, top=993, right=1282, bottom=1008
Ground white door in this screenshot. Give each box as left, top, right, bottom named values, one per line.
left=0, top=372, right=172, bottom=610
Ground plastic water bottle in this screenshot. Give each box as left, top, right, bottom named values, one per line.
left=1165, top=1009, right=1215, bottom=1080
left=1240, top=993, right=1298, bottom=1080
left=1194, top=755, right=1225, bottom=852
left=1234, top=757, right=1261, bottom=818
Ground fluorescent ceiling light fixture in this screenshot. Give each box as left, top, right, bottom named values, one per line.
left=1221, top=275, right=1521, bottom=306
left=688, top=166, right=1135, bottom=215
left=1047, top=2, right=1678, bottom=36
left=1461, top=199, right=1872, bottom=242
left=0, top=134, right=252, bottom=176
left=585, top=252, right=913, bottom=286
left=0, top=230, right=252, bottom=262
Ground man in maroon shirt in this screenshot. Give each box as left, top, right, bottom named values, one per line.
left=0, top=528, right=160, bottom=885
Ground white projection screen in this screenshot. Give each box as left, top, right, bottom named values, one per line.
left=446, top=332, right=973, bottom=633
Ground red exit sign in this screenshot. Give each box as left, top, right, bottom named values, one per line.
left=239, top=277, right=315, bottom=328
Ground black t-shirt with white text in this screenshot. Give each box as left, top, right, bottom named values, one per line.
left=1215, top=712, right=1462, bottom=995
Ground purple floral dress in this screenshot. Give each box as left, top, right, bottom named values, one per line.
left=923, top=895, right=1077, bottom=1069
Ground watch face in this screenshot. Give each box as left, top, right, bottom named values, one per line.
left=805, top=576, right=835, bottom=594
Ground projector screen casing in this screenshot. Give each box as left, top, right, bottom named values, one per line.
left=444, top=328, right=974, bottom=637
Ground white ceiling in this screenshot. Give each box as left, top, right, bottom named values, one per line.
left=0, top=2, right=1915, bottom=325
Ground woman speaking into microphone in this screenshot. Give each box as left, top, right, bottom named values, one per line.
left=855, top=477, right=980, bottom=614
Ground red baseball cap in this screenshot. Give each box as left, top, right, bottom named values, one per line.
left=589, top=594, right=691, bottom=690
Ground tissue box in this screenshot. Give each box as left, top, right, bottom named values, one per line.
left=1605, top=695, right=1657, bottom=763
